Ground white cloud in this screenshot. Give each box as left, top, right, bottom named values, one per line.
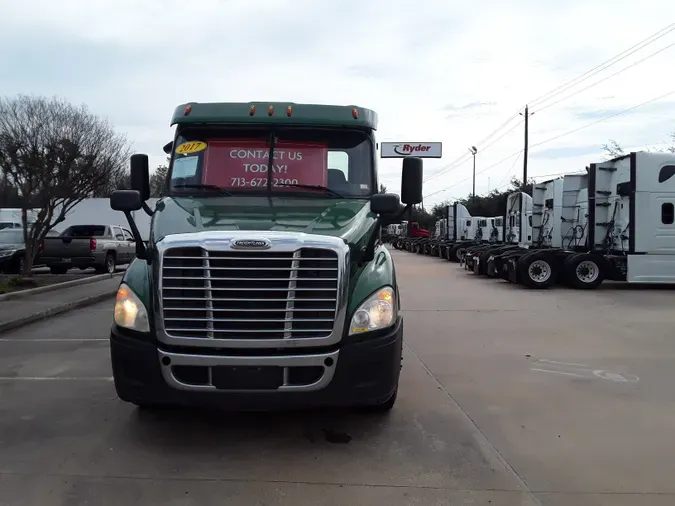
left=1, top=0, right=674, bottom=200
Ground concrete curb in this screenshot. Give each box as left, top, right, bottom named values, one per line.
left=0, top=272, right=122, bottom=302
left=0, top=291, right=117, bottom=334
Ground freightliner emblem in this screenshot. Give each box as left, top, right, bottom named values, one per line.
left=231, top=239, right=271, bottom=250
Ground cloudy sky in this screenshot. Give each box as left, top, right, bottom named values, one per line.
left=2, top=0, right=674, bottom=206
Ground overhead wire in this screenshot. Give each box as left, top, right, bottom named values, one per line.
left=423, top=23, right=675, bottom=196
left=533, top=41, right=675, bottom=113
left=423, top=114, right=522, bottom=183
left=424, top=88, right=675, bottom=201
left=529, top=22, right=675, bottom=109
left=496, top=151, right=522, bottom=189
left=529, top=88, right=675, bottom=150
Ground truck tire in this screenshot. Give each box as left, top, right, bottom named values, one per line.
left=49, top=266, right=68, bottom=275
left=517, top=252, right=558, bottom=289
left=563, top=253, right=605, bottom=289
left=96, top=252, right=116, bottom=274
left=447, top=244, right=462, bottom=262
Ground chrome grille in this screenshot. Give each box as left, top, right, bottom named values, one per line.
left=161, top=247, right=339, bottom=340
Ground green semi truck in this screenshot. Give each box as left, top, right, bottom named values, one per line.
left=109, top=101, right=423, bottom=412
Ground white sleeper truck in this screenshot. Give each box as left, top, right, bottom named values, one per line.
left=503, top=152, right=675, bottom=288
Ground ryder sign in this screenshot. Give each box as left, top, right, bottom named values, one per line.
left=380, top=142, right=442, bottom=159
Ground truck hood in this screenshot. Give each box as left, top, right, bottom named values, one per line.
left=152, top=196, right=376, bottom=247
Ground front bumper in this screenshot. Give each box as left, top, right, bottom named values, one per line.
left=110, top=317, right=403, bottom=410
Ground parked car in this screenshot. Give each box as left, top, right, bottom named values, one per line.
left=40, top=224, right=135, bottom=274
left=0, top=228, right=59, bottom=274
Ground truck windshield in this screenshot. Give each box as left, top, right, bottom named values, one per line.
left=168, top=127, right=374, bottom=198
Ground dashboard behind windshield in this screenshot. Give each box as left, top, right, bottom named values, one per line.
left=169, top=127, right=375, bottom=198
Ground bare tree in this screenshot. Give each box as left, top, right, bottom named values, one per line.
left=92, top=169, right=131, bottom=197
left=602, top=139, right=624, bottom=160
left=150, top=165, right=168, bottom=197
left=379, top=183, right=387, bottom=194
left=667, top=131, right=675, bottom=154
left=0, top=95, right=130, bottom=275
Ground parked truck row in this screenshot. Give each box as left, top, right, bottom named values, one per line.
left=390, top=202, right=509, bottom=262
left=391, top=151, right=675, bottom=289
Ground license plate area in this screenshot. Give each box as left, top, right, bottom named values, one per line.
left=211, top=365, right=284, bottom=390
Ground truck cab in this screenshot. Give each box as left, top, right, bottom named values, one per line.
left=108, top=101, right=423, bottom=412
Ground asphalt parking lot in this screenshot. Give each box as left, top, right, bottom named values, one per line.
left=1, top=249, right=674, bottom=505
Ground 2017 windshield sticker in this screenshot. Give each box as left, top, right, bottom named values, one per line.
left=175, top=141, right=207, bottom=155
left=202, top=140, right=328, bottom=188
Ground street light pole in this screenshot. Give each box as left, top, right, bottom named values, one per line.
left=469, top=146, right=478, bottom=205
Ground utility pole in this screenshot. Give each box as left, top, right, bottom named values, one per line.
left=518, top=105, right=532, bottom=245
left=520, top=105, right=531, bottom=188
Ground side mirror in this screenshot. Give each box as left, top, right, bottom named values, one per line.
left=162, top=141, right=173, bottom=154
left=130, top=154, right=150, bottom=201
left=110, top=190, right=143, bottom=212
left=401, top=157, right=423, bottom=205
left=370, top=193, right=400, bottom=215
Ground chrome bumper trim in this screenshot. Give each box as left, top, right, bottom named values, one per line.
left=158, top=349, right=339, bottom=393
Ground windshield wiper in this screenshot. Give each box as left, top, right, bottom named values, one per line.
left=276, top=184, right=344, bottom=198
left=172, top=184, right=233, bottom=196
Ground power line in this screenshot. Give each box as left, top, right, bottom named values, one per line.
left=424, top=149, right=522, bottom=199
left=473, top=110, right=522, bottom=149
left=496, top=151, right=522, bottom=188
left=530, top=88, right=675, bottom=150
left=424, top=88, right=675, bottom=201
left=423, top=152, right=471, bottom=183
left=533, top=41, right=675, bottom=114
left=426, top=23, right=675, bottom=188
left=424, top=116, right=522, bottom=184
left=529, top=22, right=675, bottom=108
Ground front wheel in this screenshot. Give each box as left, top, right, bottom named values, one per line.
left=447, top=244, right=463, bottom=262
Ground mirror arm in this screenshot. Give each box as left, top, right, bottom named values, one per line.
left=141, top=201, right=153, bottom=217
left=359, top=216, right=384, bottom=266
left=122, top=210, right=149, bottom=261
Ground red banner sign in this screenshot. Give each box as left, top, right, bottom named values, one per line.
left=202, top=139, right=328, bottom=189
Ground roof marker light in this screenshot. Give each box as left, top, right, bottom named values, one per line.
left=352, top=108, right=359, bottom=119
left=268, top=105, right=274, bottom=116
left=286, top=106, right=292, bottom=117
left=249, top=105, right=256, bottom=116
left=184, top=105, right=192, bottom=116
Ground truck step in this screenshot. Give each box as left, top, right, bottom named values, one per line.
left=534, top=186, right=547, bottom=190
left=598, top=166, right=617, bottom=172
left=597, top=190, right=612, bottom=195
left=532, top=212, right=543, bottom=215
left=596, top=202, right=611, bottom=207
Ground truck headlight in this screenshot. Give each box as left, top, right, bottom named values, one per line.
left=114, top=283, right=150, bottom=332
left=349, top=286, right=396, bottom=335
